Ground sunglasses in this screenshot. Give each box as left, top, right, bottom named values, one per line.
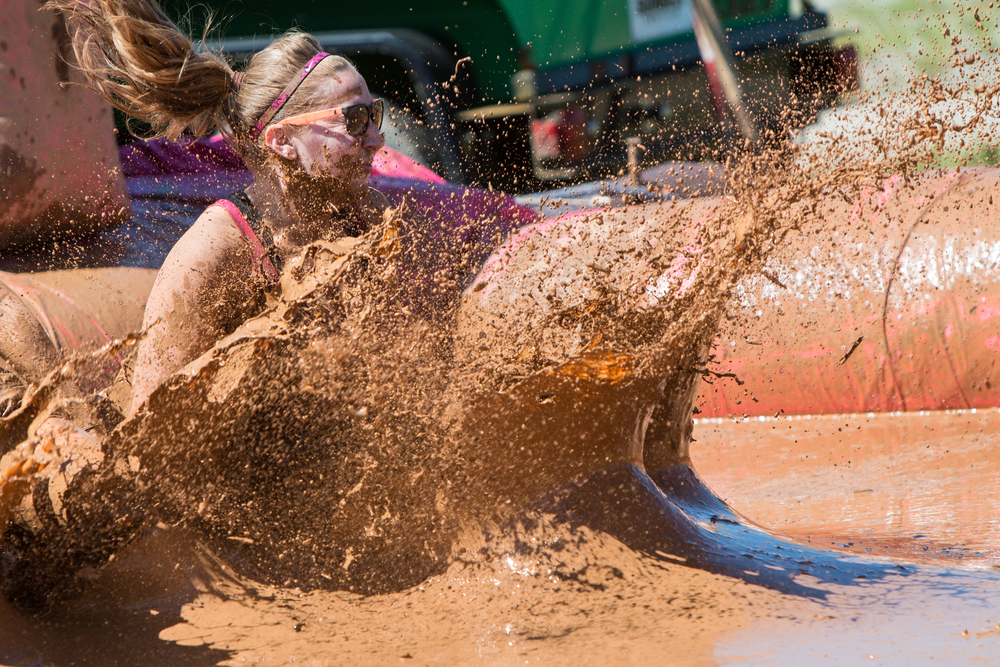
left=276, top=99, right=384, bottom=137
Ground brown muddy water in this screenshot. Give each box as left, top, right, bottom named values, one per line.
left=697, top=409, right=1000, bottom=665
left=2, top=409, right=1000, bottom=666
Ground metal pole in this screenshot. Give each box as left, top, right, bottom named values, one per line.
left=626, top=137, right=645, bottom=186
left=690, top=0, right=758, bottom=144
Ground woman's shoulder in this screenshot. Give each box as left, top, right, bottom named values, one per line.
left=198, top=197, right=255, bottom=240
left=184, top=199, right=256, bottom=254
left=146, top=201, right=264, bottom=328
left=157, top=200, right=253, bottom=281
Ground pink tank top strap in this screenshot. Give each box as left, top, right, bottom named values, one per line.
left=211, top=196, right=281, bottom=284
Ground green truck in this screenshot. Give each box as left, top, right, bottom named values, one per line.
left=159, top=0, right=856, bottom=192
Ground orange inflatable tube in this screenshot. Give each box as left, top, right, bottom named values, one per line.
left=1, top=169, right=998, bottom=419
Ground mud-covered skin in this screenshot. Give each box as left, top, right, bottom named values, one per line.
left=264, top=71, right=382, bottom=193
left=0, top=281, right=60, bottom=387
left=126, top=204, right=262, bottom=416
left=0, top=280, right=64, bottom=455
left=93, top=186, right=871, bottom=595
left=127, top=68, right=386, bottom=415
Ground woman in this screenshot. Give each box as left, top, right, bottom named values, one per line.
left=43, top=0, right=391, bottom=414
left=1, top=0, right=392, bottom=605
left=2, top=1, right=388, bottom=416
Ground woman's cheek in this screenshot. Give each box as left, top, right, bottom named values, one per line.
left=322, top=141, right=356, bottom=178
left=299, top=142, right=337, bottom=177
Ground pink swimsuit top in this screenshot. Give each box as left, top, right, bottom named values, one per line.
left=211, top=191, right=282, bottom=284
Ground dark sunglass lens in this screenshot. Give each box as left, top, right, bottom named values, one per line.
left=343, top=101, right=383, bottom=137
left=344, top=105, right=367, bottom=137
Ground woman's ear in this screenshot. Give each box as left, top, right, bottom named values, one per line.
left=264, top=126, right=298, bottom=161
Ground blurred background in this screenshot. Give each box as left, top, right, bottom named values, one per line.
left=801, top=0, right=1000, bottom=168
left=147, top=0, right=864, bottom=192
left=133, top=0, right=996, bottom=193
left=5, top=0, right=999, bottom=240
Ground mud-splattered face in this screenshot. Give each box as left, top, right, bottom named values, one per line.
left=266, top=70, right=384, bottom=190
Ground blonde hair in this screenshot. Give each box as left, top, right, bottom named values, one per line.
left=48, top=0, right=357, bottom=166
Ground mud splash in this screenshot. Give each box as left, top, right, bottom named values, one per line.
left=0, top=518, right=797, bottom=667
left=91, top=188, right=770, bottom=594
left=4, top=78, right=996, bottom=598
left=1, top=134, right=792, bottom=601
left=2, top=5, right=1000, bottom=662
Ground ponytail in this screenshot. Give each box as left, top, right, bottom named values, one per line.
left=47, top=0, right=233, bottom=141
left=48, top=0, right=359, bottom=164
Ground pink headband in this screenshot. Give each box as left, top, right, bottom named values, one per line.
left=249, top=52, right=331, bottom=141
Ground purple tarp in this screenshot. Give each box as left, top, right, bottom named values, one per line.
left=0, top=137, right=539, bottom=276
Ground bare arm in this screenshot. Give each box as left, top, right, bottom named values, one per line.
left=127, top=207, right=259, bottom=416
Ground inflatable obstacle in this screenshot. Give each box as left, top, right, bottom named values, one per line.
left=2, top=135, right=998, bottom=420
left=704, top=169, right=1000, bottom=417
left=0, top=0, right=128, bottom=248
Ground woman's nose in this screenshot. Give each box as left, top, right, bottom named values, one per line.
left=362, top=122, right=384, bottom=150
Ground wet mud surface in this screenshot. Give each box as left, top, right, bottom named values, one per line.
left=3, top=409, right=1000, bottom=665
left=0, top=522, right=789, bottom=666
left=694, top=408, right=1000, bottom=565
left=699, top=409, right=1000, bottom=665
